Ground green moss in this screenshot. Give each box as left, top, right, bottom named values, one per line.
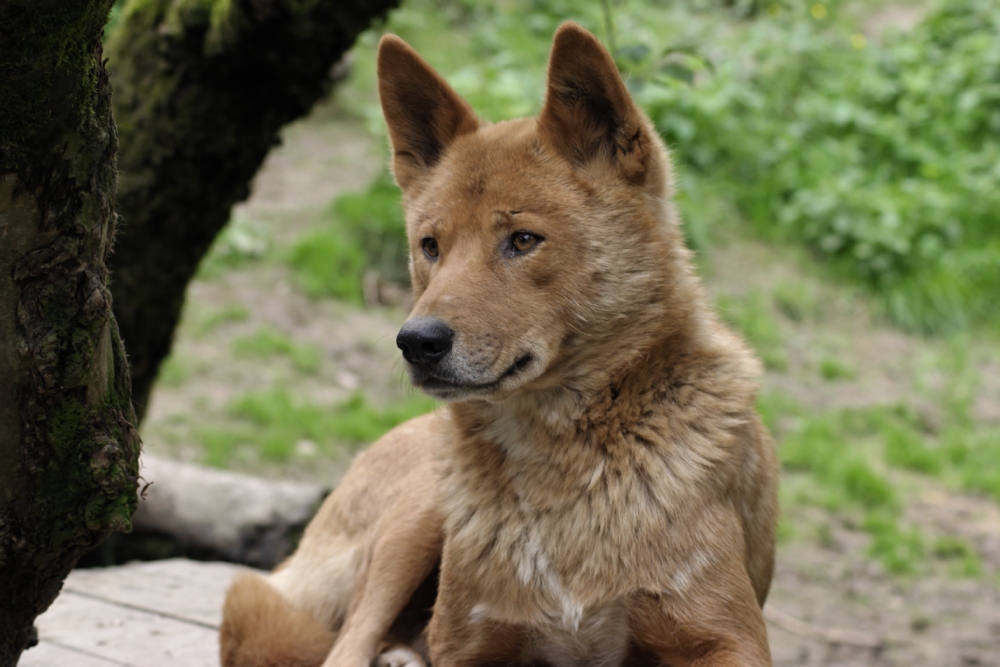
left=0, top=1, right=117, bottom=167
left=84, top=486, right=134, bottom=532
left=206, top=0, right=237, bottom=54
left=161, top=0, right=211, bottom=35
left=39, top=391, right=139, bottom=536
left=47, top=399, right=88, bottom=457
left=0, top=0, right=143, bottom=653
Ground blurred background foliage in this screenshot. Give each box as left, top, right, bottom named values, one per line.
left=313, top=0, right=1000, bottom=334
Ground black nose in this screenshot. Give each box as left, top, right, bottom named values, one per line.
left=396, top=317, right=454, bottom=366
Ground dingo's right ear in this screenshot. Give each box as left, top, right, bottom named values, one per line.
left=539, top=23, right=651, bottom=186
left=377, top=36, right=480, bottom=192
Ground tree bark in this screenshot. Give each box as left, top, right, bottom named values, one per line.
left=0, top=2, right=141, bottom=665
left=105, top=0, right=400, bottom=421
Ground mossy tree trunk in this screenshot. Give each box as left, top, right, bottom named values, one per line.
left=0, top=2, right=141, bottom=665
left=105, top=0, right=399, bottom=421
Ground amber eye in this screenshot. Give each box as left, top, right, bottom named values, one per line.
left=422, top=237, right=439, bottom=260
left=511, top=232, right=539, bottom=253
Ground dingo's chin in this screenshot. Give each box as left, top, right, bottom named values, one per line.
left=407, top=353, right=537, bottom=401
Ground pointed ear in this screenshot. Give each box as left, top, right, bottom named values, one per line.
left=377, top=35, right=480, bottom=192
left=538, top=23, right=650, bottom=184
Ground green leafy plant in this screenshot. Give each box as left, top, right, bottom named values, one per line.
left=631, top=0, right=1000, bottom=333
left=325, top=0, right=1000, bottom=332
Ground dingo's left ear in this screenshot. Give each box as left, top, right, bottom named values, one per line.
left=539, top=23, right=650, bottom=185
left=378, top=35, right=480, bottom=192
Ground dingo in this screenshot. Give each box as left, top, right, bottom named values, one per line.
left=221, top=22, right=778, bottom=667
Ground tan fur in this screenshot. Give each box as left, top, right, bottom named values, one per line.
left=220, top=572, right=336, bottom=667
left=221, top=22, right=779, bottom=667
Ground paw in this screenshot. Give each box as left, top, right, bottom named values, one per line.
left=375, top=646, right=426, bottom=667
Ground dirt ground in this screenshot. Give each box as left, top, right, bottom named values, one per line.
left=139, top=81, right=1000, bottom=665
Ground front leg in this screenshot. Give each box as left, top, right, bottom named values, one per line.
left=629, top=557, right=771, bottom=667
left=427, top=611, right=528, bottom=667
left=425, top=562, right=529, bottom=667
left=323, top=502, right=443, bottom=667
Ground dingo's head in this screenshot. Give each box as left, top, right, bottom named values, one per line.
left=379, top=24, right=695, bottom=402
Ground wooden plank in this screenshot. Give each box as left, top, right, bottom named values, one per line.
left=63, top=559, right=254, bottom=628
left=31, top=589, right=220, bottom=667
left=19, top=640, right=131, bottom=667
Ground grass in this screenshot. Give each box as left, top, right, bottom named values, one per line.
left=763, top=387, right=995, bottom=576
left=778, top=410, right=897, bottom=513
left=198, top=389, right=437, bottom=468
left=944, top=427, right=1000, bottom=502
left=157, top=356, right=190, bottom=387
left=819, top=357, right=855, bottom=381
left=286, top=172, right=409, bottom=301
left=883, top=422, right=942, bottom=474
left=195, top=304, right=250, bottom=335
left=287, top=232, right=367, bottom=302
left=773, top=282, right=821, bottom=323
left=198, top=215, right=271, bottom=280
left=863, top=512, right=927, bottom=576
left=932, top=536, right=983, bottom=577
left=716, top=291, right=788, bottom=370
left=232, top=327, right=323, bottom=374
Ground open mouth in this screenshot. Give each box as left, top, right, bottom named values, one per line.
left=417, top=353, right=534, bottom=396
